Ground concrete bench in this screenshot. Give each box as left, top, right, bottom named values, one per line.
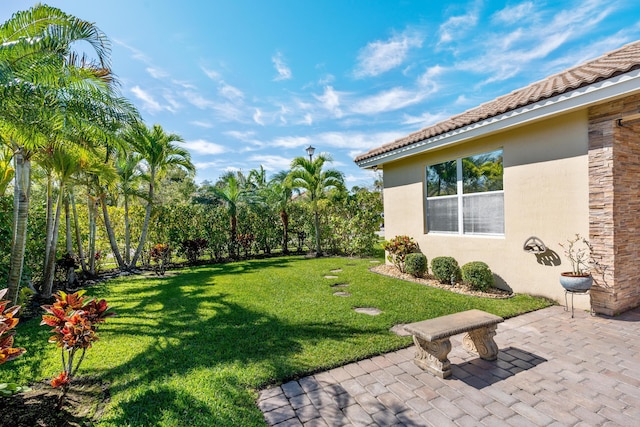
left=403, top=309, right=504, bottom=378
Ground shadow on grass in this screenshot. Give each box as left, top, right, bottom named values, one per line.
left=97, top=257, right=371, bottom=426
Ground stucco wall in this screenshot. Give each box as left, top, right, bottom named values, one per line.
left=383, top=110, right=590, bottom=308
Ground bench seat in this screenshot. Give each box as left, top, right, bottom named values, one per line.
left=404, top=309, right=504, bottom=378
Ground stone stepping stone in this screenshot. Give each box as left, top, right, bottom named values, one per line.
left=354, top=307, right=382, bottom=315
left=390, top=324, right=411, bottom=336
left=330, top=269, right=343, bottom=273
left=331, top=283, right=349, bottom=288
left=324, top=275, right=339, bottom=279
left=333, top=291, right=351, bottom=297
left=369, top=260, right=380, bottom=263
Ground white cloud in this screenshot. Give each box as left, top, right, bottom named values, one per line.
left=354, top=31, right=423, bottom=78
left=146, top=67, right=169, bottom=79
left=271, top=136, right=311, bottom=149
left=201, top=66, right=221, bottom=80
left=438, top=9, right=479, bottom=44
left=190, top=120, right=214, bottom=128
left=184, top=91, right=216, bottom=109
left=314, top=86, right=343, bottom=118
left=183, top=139, right=226, bottom=155
left=253, top=108, right=264, bottom=125
left=113, top=39, right=150, bottom=63
left=272, top=52, right=292, bottom=81
left=130, top=86, right=164, bottom=113
left=492, top=2, right=535, bottom=24
left=219, top=81, right=244, bottom=101
left=401, top=111, right=449, bottom=126
left=225, top=130, right=257, bottom=141
left=247, top=154, right=291, bottom=172
left=452, top=0, right=616, bottom=86
left=350, top=87, right=430, bottom=115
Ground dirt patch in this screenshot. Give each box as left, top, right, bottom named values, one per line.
left=0, top=377, right=109, bottom=427
left=370, top=264, right=513, bottom=299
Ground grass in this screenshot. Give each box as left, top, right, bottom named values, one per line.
left=2, top=255, right=553, bottom=426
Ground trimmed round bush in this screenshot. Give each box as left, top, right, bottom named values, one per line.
left=461, top=261, right=494, bottom=291
left=431, top=256, right=461, bottom=284
left=404, top=253, right=427, bottom=278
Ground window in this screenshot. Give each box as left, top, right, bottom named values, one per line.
left=426, top=149, right=504, bottom=235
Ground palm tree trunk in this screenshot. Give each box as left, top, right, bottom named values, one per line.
left=100, top=194, right=125, bottom=269
left=130, top=175, right=154, bottom=268
left=43, top=173, right=54, bottom=279
left=280, top=210, right=289, bottom=254
left=70, top=188, right=88, bottom=273
left=64, top=192, right=77, bottom=287
left=124, top=195, right=131, bottom=265
left=6, top=148, right=31, bottom=304
left=42, top=184, right=64, bottom=298
left=314, top=208, right=322, bottom=256
left=87, top=194, right=97, bottom=276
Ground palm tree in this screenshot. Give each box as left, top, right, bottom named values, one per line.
left=0, top=4, right=123, bottom=303
left=124, top=123, right=194, bottom=268
left=210, top=173, right=245, bottom=258
left=115, top=152, right=144, bottom=266
left=289, top=153, right=344, bottom=255
left=267, top=170, right=294, bottom=254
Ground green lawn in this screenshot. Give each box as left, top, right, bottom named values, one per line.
left=3, top=256, right=552, bottom=426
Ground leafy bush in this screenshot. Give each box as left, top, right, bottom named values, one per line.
left=431, top=256, right=461, bottom=284
left=41, top=291, right=115, bottom=405
left=0, top=288, right=29, bottom=396
left=180, top=238, right=208, bottom=264
left=404, top=253, right=428, bottom=277
left=383, top=235, right=419, bottom=273
left=461, top=261, right=494, bottom=291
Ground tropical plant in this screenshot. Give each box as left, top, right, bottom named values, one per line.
left=180, top=238, right=208, bottom=264
left=0, top=288, right=28, bottom=396
left=383, top=235, right=419, bottom=273
left=123, top=123, right=194, bottom=268
left=289, top=153, right=345, bottom=255
left=40, top=290, right=115, bottom=407
left=0, top=4, right=137, bottom=303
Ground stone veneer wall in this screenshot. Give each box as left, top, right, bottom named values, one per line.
left=588, top=93, right=640, bottom=315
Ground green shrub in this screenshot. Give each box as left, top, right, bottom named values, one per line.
left=383, top=235, right=419, bottom=273
left=461, top=261, right=494, bottom=291
left=431, top=256, right=461, bottom=284
left=404, top=253, right=428, bottom=277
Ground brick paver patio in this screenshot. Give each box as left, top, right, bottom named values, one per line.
left=258, top=305, right=640, bottom=426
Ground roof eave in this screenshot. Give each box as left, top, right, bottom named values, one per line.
left=355, top=68, right=640, bottom=169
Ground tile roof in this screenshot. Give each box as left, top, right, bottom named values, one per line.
left=354, top=40, right=640, bottom=164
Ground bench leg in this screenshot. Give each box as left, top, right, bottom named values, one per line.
left=462, top=325, right=499, bottom=360
left=412, top=336, right=452, bottom=378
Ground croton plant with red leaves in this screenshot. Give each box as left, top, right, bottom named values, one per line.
left=41, top=290, right=115, bottom=400
left=0, top=288, right=29, bottom=396
left=0, top=288, right=26, bottom=366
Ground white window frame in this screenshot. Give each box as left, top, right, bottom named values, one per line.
left=426, top=151, right=504, bottom=236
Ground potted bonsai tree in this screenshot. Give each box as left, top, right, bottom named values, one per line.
left=559, top=234, right=593, bottom=291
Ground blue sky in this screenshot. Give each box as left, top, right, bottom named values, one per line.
left=2, top=1, right=640, bottom=187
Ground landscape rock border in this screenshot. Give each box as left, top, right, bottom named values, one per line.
left=370, top=264, right=513, bottom=299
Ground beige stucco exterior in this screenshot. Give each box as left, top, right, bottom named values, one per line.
left=382, top=110, right=591, bottom=309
